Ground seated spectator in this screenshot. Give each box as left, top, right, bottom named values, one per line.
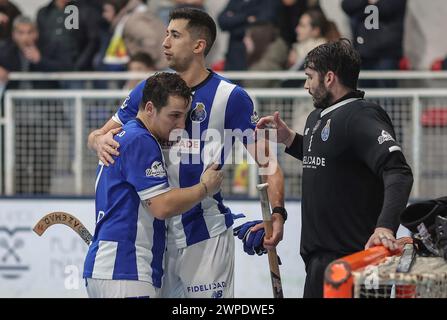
left=124, top=52, right=156, bottom=90
left=242, top=22, right=288, bottom=88
left=0, top=0, right=21, bottom=43
left=287, top=8, right=332, bottom=71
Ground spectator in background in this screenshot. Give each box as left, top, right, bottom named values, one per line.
left=242, top=22, right=288, bottom=88
left=0, top=0, right=20, bottom=43
left=94, top=0, right=128, bottom=74
left=37, top=0, right=101, bottom=73
left=124, top=52, right=156, bottom=90
left=101, top=0, right=166, bottom=72
left=0, top=16, right=67, bottom=194
left=217, top=0, right=279, bottom=71
left=342, top=0, right=407, bottom=87
left=282, top=8, right=339, bottom=88
left=277, top=0, right=310, bottom=49
left=0, top=16, right=72, bottom=89
left=122, top=1, right=167, bottom=70
left=288, top=8, right=333, bottom=71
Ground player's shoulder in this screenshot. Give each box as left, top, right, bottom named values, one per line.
left=351, top=99, right=388, bottom=118
left=130, top=79, right=146, bottom=97
left=348, top=99, right=393, bottom=129
left=116, top=120, right=158, bottom=151
left=120, top=79, right=146, bottom=110
left=212, top=71, right=249, bottom=96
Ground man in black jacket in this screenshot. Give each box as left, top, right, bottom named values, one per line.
left=342, top=0, right=406, bottom=87
left=256, top=39, right=413, bottom=297
left=36, top=0, right=101, bottom=72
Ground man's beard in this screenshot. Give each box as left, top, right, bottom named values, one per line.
left=168, top=56, right=191, bottom=73
left=311, top=84, right=333, bottom=109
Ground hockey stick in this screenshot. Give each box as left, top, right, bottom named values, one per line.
left=257, top=182, right=284, bottom=298
left=33, top=211, right=92, bottom=245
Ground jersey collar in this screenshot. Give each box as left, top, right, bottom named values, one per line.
left=320, top=90, right=365, bottom=118
left=190, top=69, right=214, bottom=92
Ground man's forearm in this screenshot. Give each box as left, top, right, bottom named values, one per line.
left=376, top=152, right=414, bottom=233
left=285, top=133, right=304, bottom=161
left=147, top=184, right=207, bottom=220
left=264, top=165, right=285, bottom=208
left=377, top=167, right=413, bottom=233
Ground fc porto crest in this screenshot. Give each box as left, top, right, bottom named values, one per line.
left=321, top=119, right=331, bottom=141
left=251, top=110, right=259, bottom=124
left=190, top=102, right=207, bottom=123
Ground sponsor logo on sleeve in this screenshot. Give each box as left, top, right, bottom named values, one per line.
left=250, top=110, right=259, bottom=124
left=378, top=130, right=395, bottom=144
left=145, top=161, right=166, bottom=178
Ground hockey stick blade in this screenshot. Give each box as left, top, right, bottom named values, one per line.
left=33, top=211, right=92, bottom=245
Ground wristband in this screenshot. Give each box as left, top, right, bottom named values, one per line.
left=272, top=206, right=287, bottom=222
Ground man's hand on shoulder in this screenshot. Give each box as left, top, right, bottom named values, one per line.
left=94, top=127, right=122, bottom=166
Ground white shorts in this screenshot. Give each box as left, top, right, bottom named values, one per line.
left=161, top=228, right=234, bottom=298
left=85, top=278, right=160, bottom=298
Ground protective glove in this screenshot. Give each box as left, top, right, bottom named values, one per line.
left=233, top=220, right=267, bottom=256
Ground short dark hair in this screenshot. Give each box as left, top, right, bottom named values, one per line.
left=303, top=39, right=361, bottom=89
left=304, top=7, right=329, bottom=38
left=140, top=72, right=192, bottom=111
left=169, top=8, right=216, bottom=56
left=128, top=52, right=155, bottom=69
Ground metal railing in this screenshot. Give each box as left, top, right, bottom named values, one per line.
left=7, top=71, right=447, bottom=81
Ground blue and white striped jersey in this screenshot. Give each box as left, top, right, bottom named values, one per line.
left=113, top=72, right=256, bottom=248
left=83, top=119, right=170, bottom=288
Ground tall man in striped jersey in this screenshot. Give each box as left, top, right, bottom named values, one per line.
left=83, top=72, right=223, bottom=298
left=87, top=8, right=286, bottom=298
